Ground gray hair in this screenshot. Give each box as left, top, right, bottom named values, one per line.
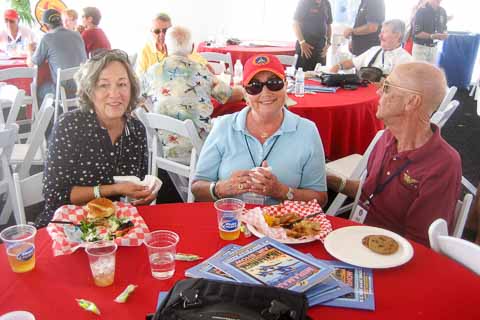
left=165, top=26, right=193, bottom=56
left=154, top=12, right=171, bottom=23
left=75, top=49, right=140, bottom=113
left=383, top=19, right=406, bottom=41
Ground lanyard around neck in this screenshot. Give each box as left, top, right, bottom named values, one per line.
left=244, top=135, right=280, bottom=168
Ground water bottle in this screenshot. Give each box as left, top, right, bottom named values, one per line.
left=295, top=68, right=305, bottom=97
left=233, top=59, right=243, bottom=85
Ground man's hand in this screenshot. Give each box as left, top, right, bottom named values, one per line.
left=343, top=27, right=354, bottom=38
left=433, top=33, right=448, bottom=41
left=27, top=42, right=36, bottom=54
left=300, top=41, right=314, bottom=59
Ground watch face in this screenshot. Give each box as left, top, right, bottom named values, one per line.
left=287, top=188, right=294, bottom=200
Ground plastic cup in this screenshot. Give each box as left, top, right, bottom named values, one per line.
left=144, top=230, right=179, bottom=280
left=214, top=198, right=244, bottom=241
left=0, top=225, right=37, bottom=273
left=85, top=240, right=117, bottom=287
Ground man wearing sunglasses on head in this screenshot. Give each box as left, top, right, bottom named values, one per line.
left=135, top=13, right=207, bottom=76
left=0, top=9, right=36, bottom=54
left=192, top=54, right=327, bottom=206
left=327, top=62, right=461, bottom=247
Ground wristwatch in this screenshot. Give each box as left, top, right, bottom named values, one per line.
left=286, top=187, right=294, bottom=200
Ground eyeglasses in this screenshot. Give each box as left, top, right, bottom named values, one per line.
left=381, top=80, right=423, bottom=95
left=152, top=27, right=169, bottom=35
left=245, top=78, right=285, bottom=95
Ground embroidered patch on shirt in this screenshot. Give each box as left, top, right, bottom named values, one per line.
left=401, top=171, right=419, bottom=189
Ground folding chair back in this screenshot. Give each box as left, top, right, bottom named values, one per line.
left=54, top=66, right=80, bottom=123
left=431, top=100, right=460, bottom=128
left=0, top=85, right=25, bottom=126
left=140, top=109, right=203, bottom=202
left=0, top=125, right=19, bottom=224
left=199, top=52, right=233, bottom=74
left=12, top=172, right=44, bottom=225
left=437, top=86, right=457, bottom=112
left=429, top=218, right=480, bottom=275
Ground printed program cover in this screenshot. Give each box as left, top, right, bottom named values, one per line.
left=321, top=260, right=375, bottom=310
left=185, top=244, right=241, bottom=281
left=209, top=237, right=334, bottom=293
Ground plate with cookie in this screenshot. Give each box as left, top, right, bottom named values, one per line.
left=323, top=226, right=414, bottom=268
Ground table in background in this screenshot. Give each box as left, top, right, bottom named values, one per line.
left=0, top=57, right=31, bottom=93
left=1, top=202, right=479, bottom=319
left=213, top=84, right=383, bottom=160
left=197, top=41, right=295, bottom=66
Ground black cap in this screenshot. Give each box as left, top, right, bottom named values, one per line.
left=42, top=9, right=61, bottom=25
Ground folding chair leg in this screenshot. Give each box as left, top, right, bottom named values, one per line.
left=0, top=199, right=12, bottom=225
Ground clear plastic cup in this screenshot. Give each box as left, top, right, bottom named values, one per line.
left=0, top=224, right=37, bottom=273
left=214, top=198, right=245, bottom=241
left=144, top=230, right=179, bottom=280
left=85, top=240, right=117, bottom=287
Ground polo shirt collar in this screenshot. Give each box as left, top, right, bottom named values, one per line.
left=385, top=124, right=442, bottom=162
left=232, top=106, right=298, bottom=136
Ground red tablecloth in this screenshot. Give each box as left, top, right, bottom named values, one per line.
left=0, top=58, right=31, bottom=94
left=212, top=84, right=383, bottom=160
left=1, top=202, right=479, bottom=319
left=198, top=41, right=295, bottom=66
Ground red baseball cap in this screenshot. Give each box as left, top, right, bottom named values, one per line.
left=4, top=9, right=19, bottom=21
left=242, top=54, right=285, bottom=86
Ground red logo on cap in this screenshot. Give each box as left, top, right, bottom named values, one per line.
left=253, top=56, right=270, bottom=65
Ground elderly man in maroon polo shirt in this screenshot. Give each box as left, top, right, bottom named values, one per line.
left=327, top=62, right=461, bottom=247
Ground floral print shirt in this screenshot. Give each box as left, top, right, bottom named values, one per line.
left=38, top=109, right=148, bottom=227
left=142, top=55, right=232, bottom=164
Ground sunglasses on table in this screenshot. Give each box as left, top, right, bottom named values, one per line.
left=152, top=27, right=169, bottom=35
left=244, top=78, right=285, bottom=95
left=381, top=80, right=423, bottom=95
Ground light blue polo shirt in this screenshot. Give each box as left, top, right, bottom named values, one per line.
left=194, top=107, right=327, bottom=205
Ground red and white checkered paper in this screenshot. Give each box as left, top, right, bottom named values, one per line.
left=240, top=199, right=332, bottom=242
left=46, top=202, right=150, bottom=256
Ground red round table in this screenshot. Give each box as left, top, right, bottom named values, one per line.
left=0, top=58, right=31, bottom=93
left=1, top=202, right=479, bottom=319
left=197, top=41, right=295, bottom=66
left=212, top=84, right=383, bottom=160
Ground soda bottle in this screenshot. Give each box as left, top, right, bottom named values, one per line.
left=295, top=67, right=305, bottom=97
left=233, top=59, right=243, bottom=85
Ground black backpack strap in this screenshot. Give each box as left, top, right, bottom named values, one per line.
left=367, top=48, right=383, bottom=67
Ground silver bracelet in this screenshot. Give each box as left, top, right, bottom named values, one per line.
left=93, top=185, right=101, bottom=199
left=209, top=182, right=219, bottom=201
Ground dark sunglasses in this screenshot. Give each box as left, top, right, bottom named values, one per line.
left=90, top=49, right=130, bottom=62
left=152, top=27, right=169, bottom=35
left=245, top=78, right=285, bottom=95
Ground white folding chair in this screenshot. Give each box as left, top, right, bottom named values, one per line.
left=134, top=106, right=155, bottom=170
left=199, top=52, right=233, bottom=74
left=437, top=86, right=457, bottom=112
left=429, top=218, right=480, bottom=275
left=275, top=54, right=298, bottom=67
left=430, top=100, right=460, bottom=128
left=452, top=192, right=473, bottom=238
left=0, top=85, right=25, bottom=127
left=54, top=66, right=80, bottom=123
left=326, top=130, right=385, bottom=216
left=10, top=94, right=54, bottom=179
left=0, top=125, right=20, bottom=225
left=0, top=66, right=39, bottom=140
left=139, top=108, right=203, bottom=203
left=12, top=172, right=44, bottom=225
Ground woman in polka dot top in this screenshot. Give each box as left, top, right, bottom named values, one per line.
left=38, top=50, right=157, bottom=227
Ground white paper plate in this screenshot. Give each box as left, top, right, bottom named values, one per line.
left=246, top=223, right=316, bottom=244
left=324, top=226, right=414, bottom=268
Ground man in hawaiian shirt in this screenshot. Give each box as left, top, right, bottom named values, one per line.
left=142, top=25, right=243, bottom=165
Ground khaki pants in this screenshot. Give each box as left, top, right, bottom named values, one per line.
left=412, top=43, right=438, bottom=64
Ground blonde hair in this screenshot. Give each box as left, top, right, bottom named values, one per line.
left=62, top=9, right=78, bottom=20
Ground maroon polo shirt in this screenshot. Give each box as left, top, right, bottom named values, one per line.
left=82, top=27, right=111, bottom=57
left=361, top=125, right=461, bottom=247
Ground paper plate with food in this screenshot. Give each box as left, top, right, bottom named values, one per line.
left=323, top=225, right=414, bottom=268
left=241, top=199, right=332, bottom=244
left=47, top=198, right=149, bottom=256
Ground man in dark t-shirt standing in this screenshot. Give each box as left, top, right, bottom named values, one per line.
left=344, top=0, right=385, bottom=56
left=293, top=0, right=332, bottom=71
left=412, top=0, right=448, bottom=64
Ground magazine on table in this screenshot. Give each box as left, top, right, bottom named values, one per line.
left=320, top=260, right=375, bottom=311
left=209, top=237, right=334, bottom=293
left=306, top=275, right=354, bottom=307
left=184, top=244, right=241, bottom=281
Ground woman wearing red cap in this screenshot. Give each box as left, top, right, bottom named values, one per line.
left=192, top=54, right=327, bottom=206
left=0, top=9, right=36, bottom=54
